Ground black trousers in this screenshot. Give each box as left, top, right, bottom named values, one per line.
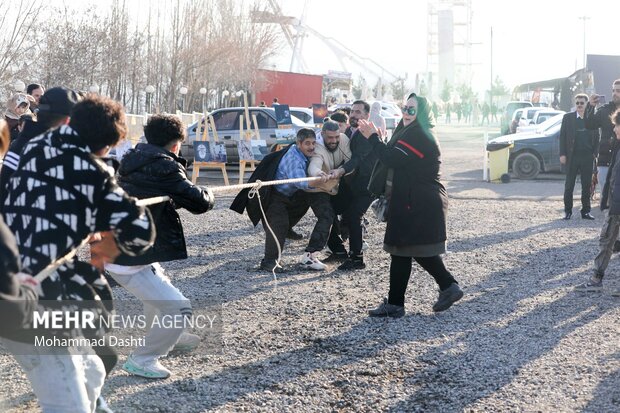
left=564, top=155, right=594, bottom=214
left=263, top=191, right=334, bottom=260
left=327, top=190, right=373, bottom=256
left=388, top=255, right=457, bottom=306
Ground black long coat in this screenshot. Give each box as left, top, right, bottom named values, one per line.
left=368, top=121, right=448, bottom=247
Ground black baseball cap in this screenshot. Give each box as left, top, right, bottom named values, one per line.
left=38, top=87, right=80, bottom=116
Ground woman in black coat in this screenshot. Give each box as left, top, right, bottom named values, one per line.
left=359, top=93, right=463, bottom=317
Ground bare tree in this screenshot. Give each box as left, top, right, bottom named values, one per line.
left=0, top=0, right=44, bottom=97
left=3, top=0, right=279, bottom=113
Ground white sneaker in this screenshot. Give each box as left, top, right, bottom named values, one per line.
left=173, top=332, right=200, bottom=352
left=122, top=355, right=171, bottom=379
left=300, top=252, right=327, bottom=270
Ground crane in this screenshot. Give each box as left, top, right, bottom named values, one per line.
left=253, top=0, right=401, bottom=84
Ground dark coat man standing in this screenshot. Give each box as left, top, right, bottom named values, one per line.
left=560, top=93, right=599, bottom=220
left=585, top=79, right=620, bottom=197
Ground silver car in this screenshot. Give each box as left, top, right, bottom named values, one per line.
left=180, top=107, right=313, bottom=162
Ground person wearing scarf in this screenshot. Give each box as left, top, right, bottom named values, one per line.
left=361, top=93, right=464, bottom=318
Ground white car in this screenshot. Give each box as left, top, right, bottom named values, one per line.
left=517, top=107, right=546, bottom=127
left=516, top=111, right=565, bottom=133
left=290, top=107, right=314, bottom=124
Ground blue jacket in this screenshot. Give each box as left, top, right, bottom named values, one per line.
left=230, top=144, right=292, bottom=226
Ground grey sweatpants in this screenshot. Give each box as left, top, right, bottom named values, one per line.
left=593, top=210, right=620, bottom=278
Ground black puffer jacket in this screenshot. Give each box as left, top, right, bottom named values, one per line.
left=115, top=143, right=214, bottom=265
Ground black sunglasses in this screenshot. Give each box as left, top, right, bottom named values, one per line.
left=402, top=105, right=417, bottom=116
left=575, top=101, right=586, bottom=106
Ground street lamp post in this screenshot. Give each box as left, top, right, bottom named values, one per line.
left=490, top=26, right=493, bottom=108
left=221, top=90, right=229, bottom=108
left=209, top=89, right=216, bottom=111
left=145, top=85, right=155, bottom=113
left=578, top=16, right=590, bottom=69
left=199, top=87, right=207, bottom=113
left=179, top=86, right=188, bottom=112
left=13, top=80, right=25, bottom=93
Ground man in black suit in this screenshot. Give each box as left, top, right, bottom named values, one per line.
left=560, top=93, right=600, bottom=220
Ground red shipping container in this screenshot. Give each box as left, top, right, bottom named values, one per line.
left=254, top=69, right=323, bottom=108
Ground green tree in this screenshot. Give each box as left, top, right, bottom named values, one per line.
left=440, top=79, right=452, bottom=103
left=419, top=80, right=429, bottom=97
left=489, top=76, right=510, bottom=99
left=352, top=75, right=367, bottom=100
left=373, top=79, right=386, bottom=100
left=391, top=77, right=407, bottom=102
left=456, top=82, right=475, bottom=102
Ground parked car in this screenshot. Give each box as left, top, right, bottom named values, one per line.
left=501, top=101, right=533, bottom=134
left=517, top=107, right=546, bottom=127
left=516, top=110, right=564, bottom=133
left=290, top=107, right=314, bottom=124
left=489, top=114, right=564, bottom=179
left=509, top=109, right=525, bottom=134
left=327, top=103, right=352, bottom=113
left=180, top=107, right=313, bottom=163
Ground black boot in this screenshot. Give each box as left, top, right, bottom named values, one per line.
left=338, top=254, right=365, bottom=271
left=286, top=228, right=304, bottom=240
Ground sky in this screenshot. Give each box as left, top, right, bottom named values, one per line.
left=44, top=0, right=619, bottom=99
left=272, top=0, right=619, bottom=98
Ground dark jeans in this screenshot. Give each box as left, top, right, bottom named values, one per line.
left=564, top=155, right=594, bottom=214
left=387, top=255, right=457, bottom=306
left=327, top=192, right=373, bottom=256
left=263, top=191, right=334, bottom=260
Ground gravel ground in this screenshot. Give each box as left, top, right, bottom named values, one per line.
left=1, top=125, right=619, bottom=412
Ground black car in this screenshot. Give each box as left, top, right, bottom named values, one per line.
left=489, top=114, right=564, bottom=179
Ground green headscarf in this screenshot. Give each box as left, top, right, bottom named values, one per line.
left=387, top=92, right=436, bottom=147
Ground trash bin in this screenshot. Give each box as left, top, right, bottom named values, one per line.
left=486, top=142, right=513, bottom=182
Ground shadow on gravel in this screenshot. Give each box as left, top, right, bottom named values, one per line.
left=107, top=231, right=617, bottom=412
left=168, top=257, right=336, bottom=305
left=450, top=221, right=561, bottom=253
left=386, top=239, right=619, bottom=412
left=582, top=351, right=620, bottom=412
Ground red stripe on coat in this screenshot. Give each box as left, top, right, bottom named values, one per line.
left=397, top=140, right=424, bottom=158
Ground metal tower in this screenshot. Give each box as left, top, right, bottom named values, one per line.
left=427, top=0, right=476, bottom=99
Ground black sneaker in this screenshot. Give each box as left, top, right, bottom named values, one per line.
left=338, top=256, right=365, bottom=271
left=260, top=259, right=286, bottom=273
left=286, top=228, right=304, bottom=240
left=432, top=283, right=464, bottom=312
left=368, top=298, right=405, bottom=318
left=323, top=251, right=348, bottom=263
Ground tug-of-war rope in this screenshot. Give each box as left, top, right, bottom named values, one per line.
left=35, top=176, right=325, bottom=283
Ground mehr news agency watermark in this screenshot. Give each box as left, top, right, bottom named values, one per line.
left=1, top=299, right=222, bottom=355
